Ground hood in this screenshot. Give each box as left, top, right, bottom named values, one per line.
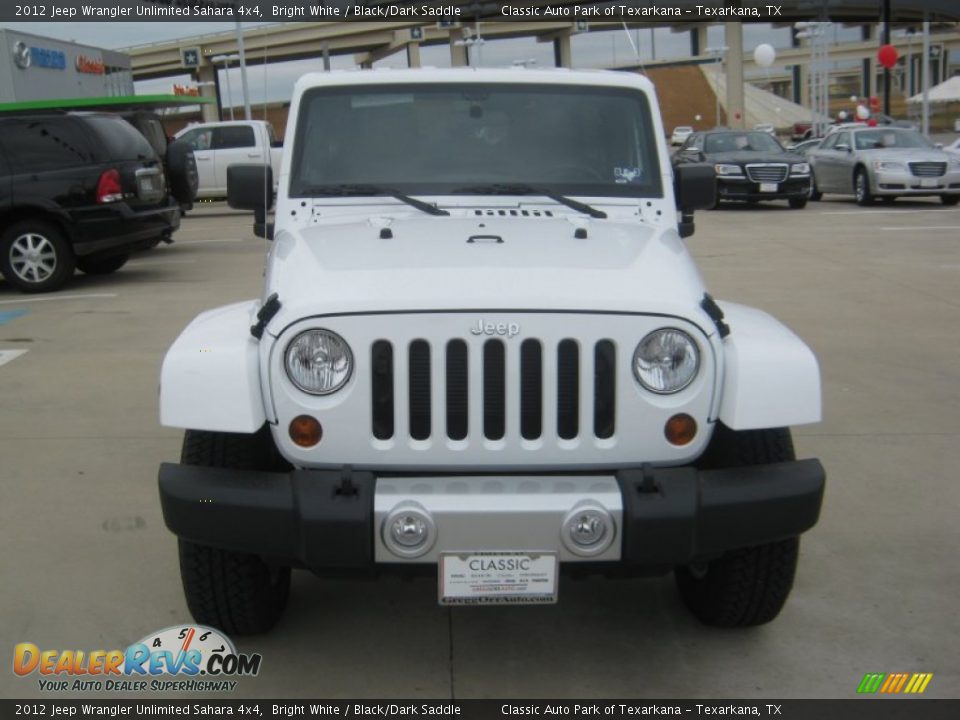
left=854, top=147, right=953, bottom=162
left=265, top=215, right=711, bottom=332
left=705, top=151, right=804, bottom=164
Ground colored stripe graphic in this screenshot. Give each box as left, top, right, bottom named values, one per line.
left=0, top=309, right=28, bottom=326
left=858, top=672, right=932, bottom=694
left=857, top=673, right=885, bottom=693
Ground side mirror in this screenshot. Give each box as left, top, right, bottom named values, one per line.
left=935, top=143, right=944, bottom=150
left=227, top=164, right=275, bottom=239
left=674, top=164, right=716, bottom=239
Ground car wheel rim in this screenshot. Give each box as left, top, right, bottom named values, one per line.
left=9, top=233, right=57, bottom=283
left=856, top=175, right=865, bottom=201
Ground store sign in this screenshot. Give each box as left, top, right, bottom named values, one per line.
left=12, top=41, right=66, bottom=71
left=172, top=84, right=200, bottom=97
left=75, top=55, right=105, bottom=75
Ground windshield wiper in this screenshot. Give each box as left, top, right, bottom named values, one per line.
left=303, top=184, right=449, bottom=217
left=452, top=184, right=607, bottom=219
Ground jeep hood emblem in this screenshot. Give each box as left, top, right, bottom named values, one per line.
left=471, top=319, right=520, bottom=338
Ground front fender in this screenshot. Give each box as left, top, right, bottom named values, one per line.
left=717, top=302, right=821, bottom=430
left=160, top=301, right=266, bottom=433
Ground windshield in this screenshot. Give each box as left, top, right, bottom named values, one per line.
left=289, top=83, right=662, bottom=198
left=704, top=132, right=783, bottom=154
left=854, top=129, right=933, bottom=150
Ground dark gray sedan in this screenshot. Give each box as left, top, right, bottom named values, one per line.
left=808, top=127, right=960, bottom=206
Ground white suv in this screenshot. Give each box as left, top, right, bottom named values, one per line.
left=158, top=69, right=825, bottom=633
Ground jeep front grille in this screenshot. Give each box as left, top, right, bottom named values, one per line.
left=909, top=162, right=946, bottom=178
left=745, top=163, right=788, bottom=183
left=370, top=338, right=617, bottom=442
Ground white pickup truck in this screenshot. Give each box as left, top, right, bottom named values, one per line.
left=159, top=69, right=825, bottom=635
left=174, top=120, right=281, bottom=199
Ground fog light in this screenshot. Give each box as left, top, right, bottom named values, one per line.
left=382, top=504, right=436, bottom=558
left=561, top=504, right=615, bottom=557
left=289, top=415, right=322, bottom=447
left=664, top=413, right=697, bottom=446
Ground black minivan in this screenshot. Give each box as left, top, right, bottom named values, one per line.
left=0, top=112, right=194, bottom=292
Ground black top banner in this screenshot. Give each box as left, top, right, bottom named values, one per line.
left=2, top=0, right=959, bottom=23
left=2, top=700, right=960, bottom=720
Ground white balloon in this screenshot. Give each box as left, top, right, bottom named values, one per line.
left=753, top=43, right=776, bottom=68
left=695, top=114, right=702, bottom=121
left=856, top=105, right=870, bottom=120
left=838, top=110, right=848, bottom=120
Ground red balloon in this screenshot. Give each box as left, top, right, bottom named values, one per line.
left=867, top=119, right=878, bottom=127
left=877, top=44, right=899, bottom=70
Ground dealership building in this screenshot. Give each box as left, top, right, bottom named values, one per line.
left=0, top=29, right=133, bottom=103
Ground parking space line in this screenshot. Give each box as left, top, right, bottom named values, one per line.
left=0, top=293, right=117, bottom=305
left=175, top=238, right=245, bottom=246
left=820, top=209, right=959, bottom=215
left=879, top=226, right=960, bottom=231
left=0, top=349, right=28, bottom=367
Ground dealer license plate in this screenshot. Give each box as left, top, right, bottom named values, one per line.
left=920, top=178, right=939, bottom=188
left=439, top=551, right=558, bottom=606
left=759, top=182, right=778, bottom=193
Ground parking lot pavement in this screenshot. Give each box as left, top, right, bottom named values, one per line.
left=1, top=199, right=958, bottom=700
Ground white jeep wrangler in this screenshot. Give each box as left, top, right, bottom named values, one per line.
left=159, top=69, right=824, bottom=633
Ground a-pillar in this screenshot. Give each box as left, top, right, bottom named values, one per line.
left=724, top=22, right=745, bottom=128
left=195, top=61, right=219, bottom=123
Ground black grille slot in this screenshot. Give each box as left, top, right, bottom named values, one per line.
left=520, top=340, right=543, bottom=440
left=408, top=340, right=431, bottom=440
left=483, top=340, right=505, bottom=440
left=746, top=164, right=788, bottom=183
left=371, top=341, right=394, bottom=440
left=909, top=162, right=946, bottom=178
left=445, top=340, right=468, bottom=441
left=557, top=340, right=579, bottom=440
left=593, top=341, right=616, bottom=439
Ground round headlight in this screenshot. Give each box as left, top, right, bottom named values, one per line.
left=633, top=328, right=700, bottom=394
left=285, top=329, right=353, bottom=395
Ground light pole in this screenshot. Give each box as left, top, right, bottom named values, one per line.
left=795, top=22, right=831, bottom=137
left=235, top=21, right=252, bottom=120
left=212, top=54, right=239, bottom=121
left=705, top=46, right=728, bottom=128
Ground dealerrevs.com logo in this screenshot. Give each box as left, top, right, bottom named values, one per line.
left=13, top=625, right=261, bottom=692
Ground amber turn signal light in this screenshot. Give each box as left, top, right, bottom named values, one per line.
left=289, top=415, right=322, bottom=447
left=664, top=413, right=697, bottom=446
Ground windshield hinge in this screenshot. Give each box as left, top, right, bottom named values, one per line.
left=701, top=293, right=730, bottom=338
left=250, top=293, right=282, bottom=340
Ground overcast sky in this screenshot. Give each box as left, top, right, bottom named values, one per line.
left=0, top=21, right=866, bottom=106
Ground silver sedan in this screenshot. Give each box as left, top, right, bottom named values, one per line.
left=808, top=127, right=960, bottom=206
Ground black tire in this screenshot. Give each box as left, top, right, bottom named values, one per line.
left=788, top=198, right=808, bottom=209
left=675, top=425, right=801, bottom=627
left=76, top=253, right=129, bottom=275
left=941, top=194, right=960, bottom=207
left=177, top=426, right=291, bottom=635
left=166, top=139, right=199, bottom=205
left=808, top=176, right=822, bottom=201
left=0, top=218, right=75, bottom=293
left=854, top=167, right=873, bottom=206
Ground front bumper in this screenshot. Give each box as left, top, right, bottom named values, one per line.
left=717, top=176, right=811, bottom=201
left=158, top=458, right=825, bottom=572
left=873, top=169, right=960, bottom=196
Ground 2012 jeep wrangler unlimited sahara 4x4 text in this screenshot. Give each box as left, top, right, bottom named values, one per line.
left=158, top=69, right=825, bottom=633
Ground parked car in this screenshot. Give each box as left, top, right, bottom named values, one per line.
left=674, top=129, right=812, bottom=208
left=786, top=138, right=823, bottom=157
left=670, top=125, right=693, bottom=146
left=120, top=110, right=199, bottom=214
left=174, top=120, right=281, bottom=199
left=0, top=112, right=190, bottom=292
left=807, top=126, right=960, bottom=206
left=943, top=137, right=960, bottom=156
left=159, top=68, right=824, bottom=634
left=791, top=121, right=814, bottom=141
left=754, top=123, right=777, bottom=137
